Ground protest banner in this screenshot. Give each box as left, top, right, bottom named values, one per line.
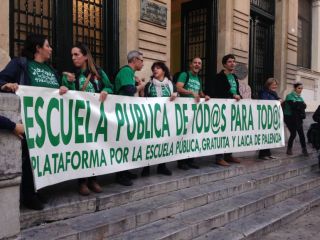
left=17, top=86, right=285, bottom=190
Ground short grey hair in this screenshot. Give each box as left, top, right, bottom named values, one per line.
left=127, top=50, right=143, bottom=63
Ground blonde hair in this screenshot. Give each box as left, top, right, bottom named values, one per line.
left=264, top=78, right=278, bottom=89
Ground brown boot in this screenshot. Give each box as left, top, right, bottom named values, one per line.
left=226, top=156, right=241, bottom=164
left=79, top=182, right=90, bottom=196
left=286, top=148, right=293, bottom=155
left=216, top=159, right=230, bottom=167
left=88, top=179, right=102, bottom=193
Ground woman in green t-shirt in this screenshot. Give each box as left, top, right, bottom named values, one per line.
left=63, top=43, right=113, bottom=196
left=0, top=34, right=67, bottom=210
left=283, top=83, right=308, bottom=156
left=141, top=61, right=177, bottom=177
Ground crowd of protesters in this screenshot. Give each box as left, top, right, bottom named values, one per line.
left=0, top=34, right=313, bottom=210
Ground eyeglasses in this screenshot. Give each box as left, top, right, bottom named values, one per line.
left=136, top=58, right=144, bottom=63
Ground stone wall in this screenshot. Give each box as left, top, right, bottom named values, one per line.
left=0, top=93, right=22, bottom=239
left=119, top=0, right=171, bottom=81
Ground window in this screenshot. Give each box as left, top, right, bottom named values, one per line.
left=297, top=0, right=312, bottom=68
left=10, top=0, right=118, bottom=73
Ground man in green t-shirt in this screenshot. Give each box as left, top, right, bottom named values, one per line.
left=176, top=57, right=210, bottom=102
left=176, top=57, right=210, bottom=170
left=214, top=54, right=241, bottom=167
left=114, top=50, right=146, bottom=186
left=114, top=50, right=145, bottom=96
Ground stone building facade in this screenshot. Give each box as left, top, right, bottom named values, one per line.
left=0, top=0, right=320, bottom=238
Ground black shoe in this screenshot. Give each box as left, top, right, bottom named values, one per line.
left=141, top=166, right=150, bottom=177
left=178, top=163, right=189, bottom=170
left=157, top=164, right=172, bottom=176
left=302, top=148, right=309, bottom=156
left=22, top=194, right=44, bottom=210
left=36, top=192, right=49, bottom=204
left=116, top=174, right=133, bottom=186
left=187, top=162, right=199, bottom=169
left=125, top=170, right=138, bottom=179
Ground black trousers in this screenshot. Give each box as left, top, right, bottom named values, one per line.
left=216, top=153, right=232, bottom=161
left=284, top=115, right=306, bottom=149
left=259, top=149, right=271, bottom=158
left=21, top=138, right=35, bottom=198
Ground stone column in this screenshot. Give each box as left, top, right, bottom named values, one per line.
left=312, top=0, right=320, bottom=72
left=0, top=93, right=22, bottom=239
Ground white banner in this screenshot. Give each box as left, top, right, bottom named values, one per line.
left=16, top=86, right=285, bottom=190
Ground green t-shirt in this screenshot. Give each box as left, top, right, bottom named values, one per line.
left=283, top=91, right=305, bottom=116
left=177, top=71, right=201, bottom=98
left=227, top=73, right=237, bottom=95
left=62, top=69, right=113, bottom=94
left=27, top=60, right=60, bottom=89
left=114, top=66, right=135, bottom=95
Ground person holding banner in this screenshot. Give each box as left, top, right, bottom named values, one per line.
left=114, top=50, right=146, bottom=186
left=258, top=78, right=282, bottom=160
left=140, top=61, right=177, bottom=177
left=0, top=34, right=67, bottom=210
left=213, top=54, right=241, bottom=167
left=62, top=43, right=113, bottom=195
left=0, top=115, right=24, bottom=139
left=176, top=57, right=210, bottom=170
left=283, top=83, right=309, bottom=156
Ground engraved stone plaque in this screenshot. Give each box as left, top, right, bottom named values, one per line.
left=140, top=0, right=167, bottom=27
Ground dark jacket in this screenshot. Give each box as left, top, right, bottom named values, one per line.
left=258, top=89, right=280, bottom=100
left=313, top=106, right=320, bottom=123
left=0, top=115, right=16, bottom=131
left=213, top=70, right=241, bottom=99
left=0, top=57, right=60, bottom=89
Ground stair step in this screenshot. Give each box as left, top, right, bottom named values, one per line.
left=21, top=164, right=320, bottom=239
left=20, top=152, right=315, bottom=229
left=194, top=181, right=320, bottom=240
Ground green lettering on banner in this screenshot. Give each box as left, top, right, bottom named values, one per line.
left=90, top=149, right=99, bottom=167
left=162, top=105, right=170, bottom=137
left=175, top=104, right=183, bottom=136
left=147, top=104, right=154, bottom=138
left=85, top=101, right=93, bottom=143
left=95, top=102, right=108, bottom=142
left=154, top=103, right=161, bottom=138
left=35, top=97, right=45, bottom=148
left=191, top=104, right=197, bottom=134
left=115, top=103, right=124, bottom=141
left=60, top=99, right=73, bottom=145
left=52, top=153, right=59, bottom=173
left=82, top=150, right=89, bottom=169
left=47, top=98, right=60, bottom=146
left=100, top=150, right=107, bottom=166
left=182, top=104, right=188, bottom=135
left=71, top=151, right=81, bottom=170
left=75, top=100, right=85, bottom=143
left=58, top=152, right=66, bottom=173
left=142, top=105, right=151, bottom=139
left=43, top=154, right=52, bottom=176
left=126, top=104, right=136, bottom=140
left=23, top=96, right=35, bottom=149
left=134, top=104, right=144, bottom=140
left=203, top=104, right=210, bottom=133
left=221, top=104, right=227, bottom=132
left=196, top=104, right=204, bottom=133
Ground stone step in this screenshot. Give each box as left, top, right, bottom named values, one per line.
left=21, top=161, right=320, bottom=239
left=20, top=151, right=315, bottom=229
left=109, top=172, right=320, bottom=240
left=194, top=181, right=320, bottom=240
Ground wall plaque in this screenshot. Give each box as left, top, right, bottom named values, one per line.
left=140, top=0, right=167, bottom=27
